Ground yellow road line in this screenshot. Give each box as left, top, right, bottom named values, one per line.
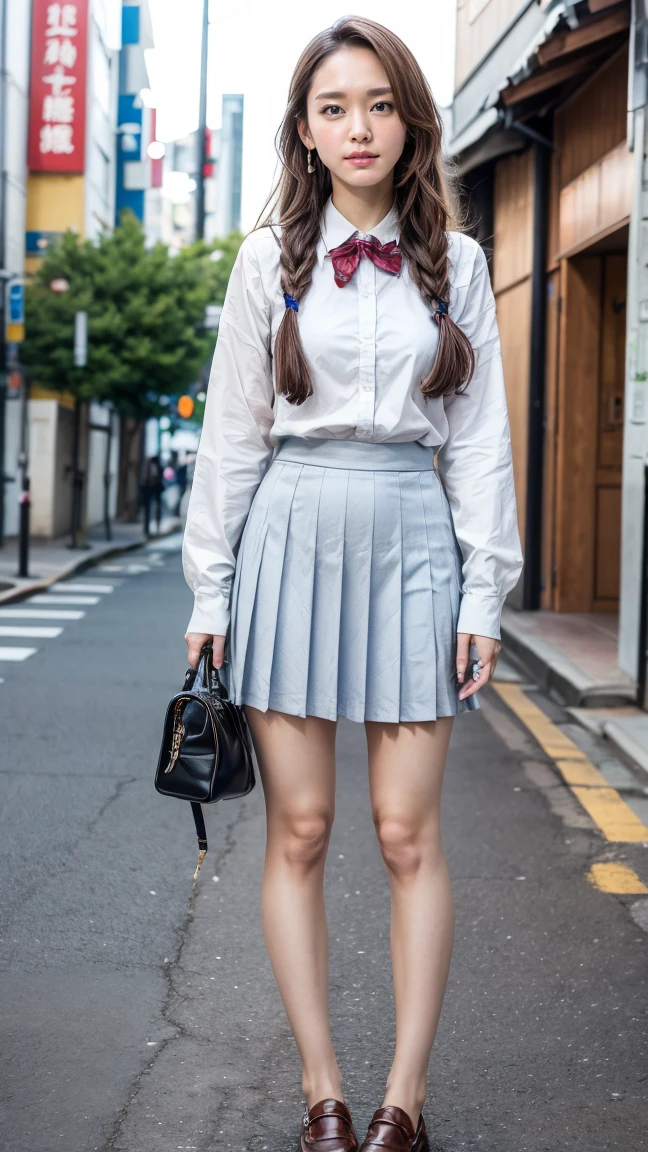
left=492, top=682, right=648, bottom=843
left=587, top=862, right=648, bottom=894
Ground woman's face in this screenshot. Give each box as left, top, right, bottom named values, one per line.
left=298, top=46, right=407, bottom=194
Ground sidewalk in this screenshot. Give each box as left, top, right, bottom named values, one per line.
left=500, top=604, right=648, bottom=780
left=0, top=516, right=182, bottom=605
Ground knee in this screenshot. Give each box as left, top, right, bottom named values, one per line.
left=373, top=813, right=431, bottom=878
left=280, top=810, right=332, bottom=872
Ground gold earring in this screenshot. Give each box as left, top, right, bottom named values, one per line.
left=307, top=148, right=315, bottom=174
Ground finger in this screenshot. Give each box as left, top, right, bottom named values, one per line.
left=186, top=644, right=202, bottom=669
left=456, top=632, right=471, bottom=683
left=458, top=661, right=492, bottom=700
left=211, top=634, right=225, bottom=669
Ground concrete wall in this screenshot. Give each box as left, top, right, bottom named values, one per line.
left=86, top=402, right=120, bottom=527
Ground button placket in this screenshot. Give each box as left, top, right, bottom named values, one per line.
left=356, top=253, right=377, bottom=437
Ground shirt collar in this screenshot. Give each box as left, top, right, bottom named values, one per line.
left=316, top=194, right=401, bottom=268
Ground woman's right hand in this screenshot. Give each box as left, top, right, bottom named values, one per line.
left=185, top=632, right=226, bottom=669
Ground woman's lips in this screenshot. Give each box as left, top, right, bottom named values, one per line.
left=345, top=155, right=378, bottom=166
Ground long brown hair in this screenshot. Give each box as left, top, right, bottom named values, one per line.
left=254, top=16, right=475, bottom=406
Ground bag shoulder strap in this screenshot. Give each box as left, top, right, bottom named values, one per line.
left=191, top=802, right=208, bottom=882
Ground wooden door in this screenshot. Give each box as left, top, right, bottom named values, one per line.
left=594, top=254, right=626, bottom=609
left=553, top=253, right=626, bottom=612
left=554, top=256, right=600, bottom=612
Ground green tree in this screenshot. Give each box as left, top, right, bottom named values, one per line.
left=22, top=211, right=242, bottom=419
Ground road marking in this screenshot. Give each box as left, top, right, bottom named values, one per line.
left=492, top=682, right=648, bottom=843
left=0, top=626, right=62, bottom=638
left=0, top=647, right=37, bottom=661
left=0, top=608, right=85, bottom=620
left=587, top=862, right=648, bottom=894
left=97, top=563, right=151, bottom=574
left=51, top=582, right=114, bottom=594
left=28, top=594, right=100, bottom=605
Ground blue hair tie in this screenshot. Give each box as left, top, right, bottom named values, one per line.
left=284, top=293, right=299, bottom=312
left=435, top=299, right=448, bottom=316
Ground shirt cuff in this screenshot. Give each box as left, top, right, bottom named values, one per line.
left=186, top=590, right=231, bottom=637
left=456, top=591, right=506, bottom=641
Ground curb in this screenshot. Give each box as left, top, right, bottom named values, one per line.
left=500, top=614, right=636, bottom=709
left=602, top=718, right=648, bottom=779
left=0, top=521, right=182, bottom=607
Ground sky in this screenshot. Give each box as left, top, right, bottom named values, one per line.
left=146, top=1, right=457, bottom=232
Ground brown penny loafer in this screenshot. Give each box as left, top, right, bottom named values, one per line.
left=301, top=1097, right=359, bottom=1151
left=358, top=1105, right=428, bottom=1151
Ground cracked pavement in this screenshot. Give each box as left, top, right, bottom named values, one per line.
left=1, top=543, right=646, bottom=1151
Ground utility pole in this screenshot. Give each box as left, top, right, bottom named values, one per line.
left=195, top=0, right=209, bottom=241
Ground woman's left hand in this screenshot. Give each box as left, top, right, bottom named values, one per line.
left=456, top=633, right=501, bottom=700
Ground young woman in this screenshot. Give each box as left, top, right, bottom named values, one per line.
left=182, top=16, right=523, bottom=1152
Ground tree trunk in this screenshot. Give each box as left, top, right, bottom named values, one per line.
left=117, top=416, right=144, bottom=522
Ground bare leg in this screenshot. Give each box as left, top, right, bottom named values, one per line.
left=244, top=705, right=343, bottom=1108
left=365, top=717, right=455, bottom=1126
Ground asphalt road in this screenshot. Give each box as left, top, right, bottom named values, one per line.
left=0, top=538, right=646, bottom=1152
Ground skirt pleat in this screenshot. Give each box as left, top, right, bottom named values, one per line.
left=337, top=468, right=375, bottom=721
left=365, top=470, right=402, bottom=723
left=267, top=462, right=323, bottom=715
left=305, top=467, right=349, bottom=717
left=222, top=436, right=480, bottom=722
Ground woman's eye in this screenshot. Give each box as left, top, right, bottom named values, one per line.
left=320, top=101, right=393, bottom=116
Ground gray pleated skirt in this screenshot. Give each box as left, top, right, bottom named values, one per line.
left=220, top=435, right=480, bottom=723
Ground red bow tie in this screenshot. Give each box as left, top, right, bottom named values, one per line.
left=326, top=234, right=402, bottom=287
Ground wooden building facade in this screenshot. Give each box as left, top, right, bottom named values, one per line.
left=450, top=0, right=639, bottom=680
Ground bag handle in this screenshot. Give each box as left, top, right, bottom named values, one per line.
left=187, top=640, right=227, bottom=699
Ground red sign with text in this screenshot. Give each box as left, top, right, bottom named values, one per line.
left=28, top=1, right=88, bottom=173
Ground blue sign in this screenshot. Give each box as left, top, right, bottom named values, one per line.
left=8, top=281, right=24, bottom=325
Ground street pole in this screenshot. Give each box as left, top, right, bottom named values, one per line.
left=68, top=311, right=89, bottom=550
left=103, top=407, right=112, bottom=541
left=195, top=0, right=209, bottom=242
left=17, top=367, right=29, bottom=577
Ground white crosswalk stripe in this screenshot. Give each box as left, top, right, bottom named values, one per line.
left=0, top=626, right=63, bottom=638
left=0, top=647, right=37, bottom=661
left=29, top=594, right=100, bottom=606
left=51, top=582, right=114, bottom=594
left=0, top=608, right=85, bottom=620
left=97, top=563, right=151, bottom=574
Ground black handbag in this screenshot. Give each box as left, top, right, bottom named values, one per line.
left=155, top=639, right=256, bottom=880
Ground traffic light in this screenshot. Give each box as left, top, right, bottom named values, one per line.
left=177, top=395, right=195, bottom=419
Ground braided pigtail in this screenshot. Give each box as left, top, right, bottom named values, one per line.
left=272, top=214, right=322, bottom=405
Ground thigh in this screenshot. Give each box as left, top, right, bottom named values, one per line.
left=244, top=706, right=337, bottom=825
left=365, top=717, right=454, bottom=827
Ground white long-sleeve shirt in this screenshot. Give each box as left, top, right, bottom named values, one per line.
left=183, top=193, right=524, bottom=641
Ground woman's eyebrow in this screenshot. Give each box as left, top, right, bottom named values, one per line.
left=313, top=86, right=393, bottom=100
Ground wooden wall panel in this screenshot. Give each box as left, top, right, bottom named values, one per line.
left=558, top=140, right=632, bottom=256
left=496, top=278, right=532, bottom=552
left=554, top=46, right=628, bottom=186
left=554, top=257, right=601, bottom=611
left=455, top=0, right=528, bottom=92
left=493, top=149, right=534, bottom=293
